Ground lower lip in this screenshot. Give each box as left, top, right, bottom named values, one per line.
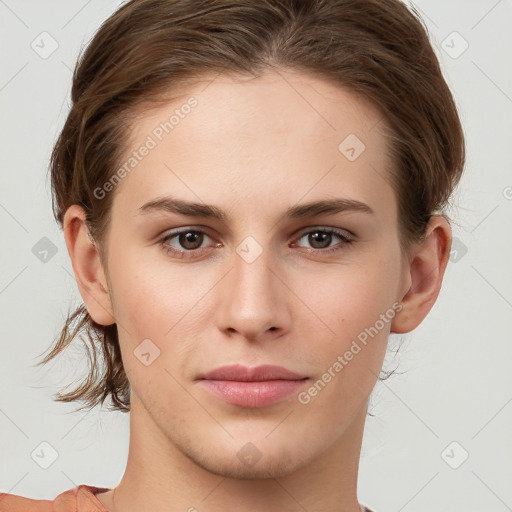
left=200, top=379, right=308, bottom=408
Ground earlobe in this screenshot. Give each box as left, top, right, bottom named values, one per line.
left=391, top=216, right=451, bottom=334
left=63, top=205, right=115, bottom=326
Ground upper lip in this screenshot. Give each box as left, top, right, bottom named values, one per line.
left=198, top=364, right=308, bottom=381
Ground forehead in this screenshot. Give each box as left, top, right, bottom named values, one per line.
left=111, top=68, right=394, bottom=223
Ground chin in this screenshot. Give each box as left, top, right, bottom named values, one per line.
left=182, top=436, right=312, bottom=480
left=192, top=449, right=308, bottom=480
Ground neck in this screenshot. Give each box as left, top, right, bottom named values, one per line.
left=101, top=395, right=368, bottom=512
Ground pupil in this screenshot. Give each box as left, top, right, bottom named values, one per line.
left=181, top=231, right=202, bottom=249
left=310, top=231, right=330, bottom=249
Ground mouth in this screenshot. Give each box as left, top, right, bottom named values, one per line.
left=196, top=364, right=309, bottom=408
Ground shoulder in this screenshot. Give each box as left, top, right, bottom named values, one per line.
left=0, top=492, right=53, bottom=512
left=0, top=484, right=110, bottom=512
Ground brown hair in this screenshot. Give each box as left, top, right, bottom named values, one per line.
left=36, top=0, right=465, bottom=413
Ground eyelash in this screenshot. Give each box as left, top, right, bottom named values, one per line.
left=160, top=227, right=354, bottom=259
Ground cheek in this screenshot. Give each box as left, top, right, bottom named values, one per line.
left=107, top=246, right=210, bottom=335
left=302, top=254, right=402, bottom=343
left=106, top=247, right=229, bottom=382
left=295, top=253, right=402, bottom=402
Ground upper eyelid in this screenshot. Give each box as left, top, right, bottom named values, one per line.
left=161, top=227, right=216, bottom=242
left=295, top=226, right=354, bottom=239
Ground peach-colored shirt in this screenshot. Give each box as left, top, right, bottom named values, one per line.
left=0, top=485, right=109, bottom=512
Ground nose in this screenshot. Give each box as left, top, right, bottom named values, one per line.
left=216, top=243, right=291, bottom=343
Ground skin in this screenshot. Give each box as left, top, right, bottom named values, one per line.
left=63, top=68, right=451, bottom=512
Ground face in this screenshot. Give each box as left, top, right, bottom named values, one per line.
left=92, top=69, right=411, bottom=478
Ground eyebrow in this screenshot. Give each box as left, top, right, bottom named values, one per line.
left=137, top=196, right=374, bottom=220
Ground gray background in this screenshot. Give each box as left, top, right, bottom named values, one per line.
left=1, top=1, right=511, bottom=510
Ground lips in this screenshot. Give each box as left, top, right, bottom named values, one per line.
left=197, top=364, right=309, bottom=408
left=197, top=364, right=308, bottom=382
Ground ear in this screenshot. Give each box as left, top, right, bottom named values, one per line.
left=63, top=205, right=115, bottom=326
left=391, top=215, right=451, bottom=333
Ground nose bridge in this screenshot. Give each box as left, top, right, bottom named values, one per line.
left=233, top=237, right=277, bottom=309
left=219, top=236, right=287, bottom=339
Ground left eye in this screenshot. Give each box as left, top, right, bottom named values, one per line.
left=293, top=228, right=353, bottom=252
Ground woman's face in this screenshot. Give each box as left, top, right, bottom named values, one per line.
left=93, top=69, right=411, bottom=477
